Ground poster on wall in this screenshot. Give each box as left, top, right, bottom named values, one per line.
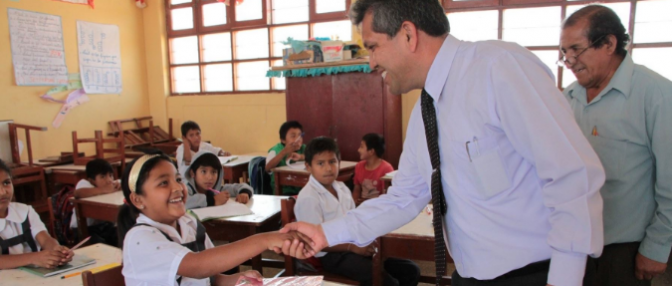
left=8, top=8, right=68, bottom=86
left=52, top=0, right=95, bottom=8
left=76, top=21, right=123, bottom=94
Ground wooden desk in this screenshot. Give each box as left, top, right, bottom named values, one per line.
left=203, top=195, right=287, bottom=274
left=272, top=161, right=357, bottom=195
left=72, top=192, right=283, bottom=275
left=73, top=191, right=124, bottom=238
left=0, top=243, right=122, bottom=286
left=380, top=170, right=397, bottom=193
left=373, top=209, right=452, bottom=286
left=45, top=159, right=131, bottom=190
left=221, top=154, right=263, bottom=184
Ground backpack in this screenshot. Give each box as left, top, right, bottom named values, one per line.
left=248, top=156, right=272, bottom=195
left=50, top=185, right=78, bottom=246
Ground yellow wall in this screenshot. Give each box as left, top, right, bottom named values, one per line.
left=0, top=0, right=149, bottom=160
left=141, top=1, right=419, bottom=155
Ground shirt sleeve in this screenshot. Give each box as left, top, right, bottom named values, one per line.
left=639, top=82, right=672, bottom=263
left=27, top=205, right=48, bottom=247
left=490, top=51, right=605, bottom=286
left=202, top=143, right=223, bottom=155
left=185, top=192, right=208, bottom=209
left=176, top=144, right=185, bottom=164
left=322, top=108, right=432, bottom=247
left=75, top=179, right=95, bottom=190
left=294, top=195, right=325, bottom=225
left=123, top=227, right=191, bottom=286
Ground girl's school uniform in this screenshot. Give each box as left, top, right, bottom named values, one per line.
left=0, top=202, right=46, bottom=255
left=122, top=213, right=215, bottom=286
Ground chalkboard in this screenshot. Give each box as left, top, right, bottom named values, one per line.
left=8, top=8, right=68, bottom=86
left=77, top=21, right=122, bottom=94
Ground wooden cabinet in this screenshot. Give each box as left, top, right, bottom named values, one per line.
left=285, top=71, right=402, bottom=168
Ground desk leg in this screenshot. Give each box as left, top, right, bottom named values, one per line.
left=274, top=172, right=281, bottom=196
left=75, top=202, right=90, bottom=239
left=250, top=226, right=264, bottom=274
left=372, top=238, right=384, bottom=286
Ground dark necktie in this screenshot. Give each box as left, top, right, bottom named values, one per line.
left=421, top=88, right=448, bottom=286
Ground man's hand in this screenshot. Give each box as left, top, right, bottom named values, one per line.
left=276, top=222, right=327, bottom=259
left=635, top=253, right=667, bottom=280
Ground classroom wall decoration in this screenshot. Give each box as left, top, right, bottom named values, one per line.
left=136, top=0, right=147, bottom=9
left=8, top=8, right=68, bottom=86
left=52, top=0, right=95, bottom=9
left=76, top=21, right=123, bottom=94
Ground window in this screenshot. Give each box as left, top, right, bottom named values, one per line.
left=166, top=0, right=351, bottom=95
left=444, top=0, right=672, bottom=88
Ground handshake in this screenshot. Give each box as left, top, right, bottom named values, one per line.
left=268, top=222, right=328, bottom=259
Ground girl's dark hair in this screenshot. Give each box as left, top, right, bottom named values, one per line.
left=0, top=159, right=11, bottom=178
left=362, top=133, right=386, bottom=158
left=117, top=152, right=173, bottom=248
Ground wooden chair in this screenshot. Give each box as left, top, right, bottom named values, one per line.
left=82, top=265, right=125, bottom=286
left=280, top=198, right=359, bottom=285
left=1, top=122, right=49, bottom=213
left=108, top=116, right=152, bottom=149
left=148, top=118, right=180, bottom=156
left=72, top=130, right=126, bottom=174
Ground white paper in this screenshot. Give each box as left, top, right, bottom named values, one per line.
left=77, top=21, right=122, bottom=94
left=218, top=156, right=238, bottom=165
left=286, top=159, right=306, bottom=170
left=191, top=200, right=253, bottom=221
left=8, top=8, right=68, bottom=86
left=236, top=276, right=323, bottom=286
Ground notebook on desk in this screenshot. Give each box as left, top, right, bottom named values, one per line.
left=190, top=200, right=253, bottom=221
left=219, top=156, right=239, bottom=165
left=19, top=254, right=95, bottom=278
left=236, top=276, right=323, bottom=286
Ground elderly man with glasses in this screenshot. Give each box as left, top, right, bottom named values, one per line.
left=560, top=5, right=672, bottom=286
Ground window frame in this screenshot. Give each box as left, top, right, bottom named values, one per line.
left=165, top=0, right=351, bottom=96
left=444, top=0, right=672, bottom=89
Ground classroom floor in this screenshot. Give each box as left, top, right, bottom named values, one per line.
left=237, top=250, right=672, bottom=286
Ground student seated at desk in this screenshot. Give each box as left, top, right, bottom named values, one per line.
left=294, top=138, right=420, bottom=286
left=118, top=153, right=305, bottom=286
left=0, top=159, right=74, bottom=269
left=265, top=120, right=306, bottom=195
left=70, top=159, right=120, bottom=247
left=184, top=151, right=254, bottom=209
left=353, top=133, right=394, bottom=205
left=177, top=120, right=230, bottom=179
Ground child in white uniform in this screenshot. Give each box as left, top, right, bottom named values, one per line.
left=118, top=153, right=307, bottom=286
left=0, top=159, right=74, bottom=269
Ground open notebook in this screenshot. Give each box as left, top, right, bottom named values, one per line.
left=236, top=276, right=323, bottom=286
left=19, top=254, right=95, bottom=277
left=190, top=200, right=253, bottom=221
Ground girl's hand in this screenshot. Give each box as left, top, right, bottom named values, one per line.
left=234, top=270, right=263, bottom=286
left=53, top=245, right=74, bottom=264
left=32, top=250, right=67, bottom=269
left=236, top=193, right=250, bottom=204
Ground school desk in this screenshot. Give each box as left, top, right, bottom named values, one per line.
left=45, top=159, right=132, bottom=192
left=372, top=208, right=453, bottom=286
left=380, top=170, right=397, bottom=193
left=72, top=191, right=124, bottom=239
left=202, top=194, right=287, bottom=274
left=272, top=161, right=357, bottom=195
left=221, top=153, right=266, bottom=184
left=0, top=243, right=122, bottom=286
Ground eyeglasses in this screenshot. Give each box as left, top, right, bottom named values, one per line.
left=556, top=35, right=606, bottom=67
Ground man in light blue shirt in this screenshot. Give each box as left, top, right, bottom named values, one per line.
left=279, top=1, right=606, bottom=285
left=560, top=5, right=672, bottom=286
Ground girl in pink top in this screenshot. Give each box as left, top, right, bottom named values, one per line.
left=353, top=133, right=394, bottom=205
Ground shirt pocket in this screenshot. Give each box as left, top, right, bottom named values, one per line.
left=587, top=135, right=625, bottom=180
left=449, top=135, right=511, bottom=199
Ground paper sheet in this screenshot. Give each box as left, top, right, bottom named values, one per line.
left=191, top=200, right=253, bottom=221
left=218, top=156, right=239, bottom=165
left=236, top=276, right=323, bottom=286
left=8, top=9, right=68, bottom=86
left=40, top=73, right=83, bottom=103
left=287, top=161, right=306, bottom=170
left=77, top=21, right=122, bottom=94
left=53, top=0, right=94, bottom=8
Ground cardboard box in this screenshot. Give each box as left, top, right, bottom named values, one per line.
left=321, top=41, right=344, bottom=62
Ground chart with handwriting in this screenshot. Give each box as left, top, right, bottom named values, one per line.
left=8, top=8, right=68, bottom=86
left=77, top=21, right=122, bottom=94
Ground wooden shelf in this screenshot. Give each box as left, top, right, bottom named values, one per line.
left=269, top=58, right=369, bottom=71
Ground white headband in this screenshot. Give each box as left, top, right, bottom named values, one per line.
left=128, top=154, right=160, bottom=194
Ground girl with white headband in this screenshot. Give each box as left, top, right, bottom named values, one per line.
left=117, top=153, right=309, bottom=286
